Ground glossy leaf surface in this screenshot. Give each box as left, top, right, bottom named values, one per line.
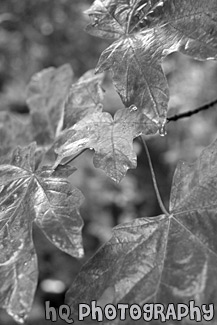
left=58, top=69, right=105, bottom=131
left=26, top=64, right=74, bottom=144
left=86, top=0, right=217, bottom=126
left=0, top=113, right=33, bottom=162
left=0, top=143, right=84, bottom=322
left=66, top=137, right=217, bottom=324
left=55, top=107, right=158, bottom=182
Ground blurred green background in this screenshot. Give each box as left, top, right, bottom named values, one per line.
left=0, top=0, right=217, bottom=324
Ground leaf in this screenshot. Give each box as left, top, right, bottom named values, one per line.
left=0, top=143, right=84, bottom=322
left=54, top=106, right=158, bottom=182
left=0, top=196, right=38, bottom=324
left=57, top=69, right=105, bottom=132
left=85, top=0, right=161, bottom=39
left=86, top=0, right=217, bottom=126
left=66, top=137, right=217, bottom=324
left=34, top=166, right=84, bottom=257
left=26, top=64, right=74, bottom=144
left=0, top=113, right=33, bottom=162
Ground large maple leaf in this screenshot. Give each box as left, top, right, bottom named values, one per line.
left=0, top=143, right=84, bottom=323
left=66, top=136, right=217, bottom=324
left=54, top=106, right=158, bottom=182
left=85, top=0, right=217, bottom=127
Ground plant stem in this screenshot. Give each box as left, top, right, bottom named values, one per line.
left=167, top=98, right=217, bottom=122
left=140, top=136, right=170, bottom=217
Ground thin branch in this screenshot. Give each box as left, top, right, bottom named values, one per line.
left=167, top=98, right=217, bottom=123
left=140, top=136, right=170, bottom=217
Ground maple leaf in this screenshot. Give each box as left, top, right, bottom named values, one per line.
left=54, top=106, right=158, bottom=182
left=66, top=137, right=217, bottom=324
left=85, top=0, right=217, bottom=127
left=57, top=69, right=105, bottom=133
left=26, top=64, right=74, bottom=144
left=0, top=143, right=84, bottom=323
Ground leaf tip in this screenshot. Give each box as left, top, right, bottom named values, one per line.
left=8, top=310, right=27, bottom=324
left=77, top=247, right=85, bottom=259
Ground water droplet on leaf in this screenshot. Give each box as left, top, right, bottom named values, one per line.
left=159, top=125, right=167, bottom=137
left=158, top=118, right=167, bottom=137
left=77, top=247, right=84, bottom=258
left=97, top=103, right=103, bottom=111
left=129, top=105, right=138, bottom=112
left=15, top=155, right=21, bottom=163
left=92, top=17, right=99, bottom=26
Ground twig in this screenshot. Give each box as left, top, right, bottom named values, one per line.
left=167, top=98, right=217, bottom=122
left=140, top=136, right=170, bottom=217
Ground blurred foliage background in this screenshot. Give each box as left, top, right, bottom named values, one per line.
left=0, top=0, right=217, bottom=324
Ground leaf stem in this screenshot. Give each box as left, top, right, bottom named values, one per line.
left=140, top=136, right=169, bottom=217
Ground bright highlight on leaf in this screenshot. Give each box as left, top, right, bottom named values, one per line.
left=1, top=0, right=217, bottom=323
left=54, top=106, right=158, bottom=182
left=66, top=136, right=217, bottom=324
left=86, top=0, right=217, bottom=127
left=0, top=143, right=84, bottom=322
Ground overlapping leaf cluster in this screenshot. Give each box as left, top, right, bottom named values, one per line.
left=0, top=60, right=157, bottom=322
left=0, top=65, right=107, bottom=322
left=67, top=139, right=217, bottom=324
left=63, top=0, right=217, bottom=324
left=85, top=0, right=217, bottom=127
left=0, top=0, right=217, bottom=323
